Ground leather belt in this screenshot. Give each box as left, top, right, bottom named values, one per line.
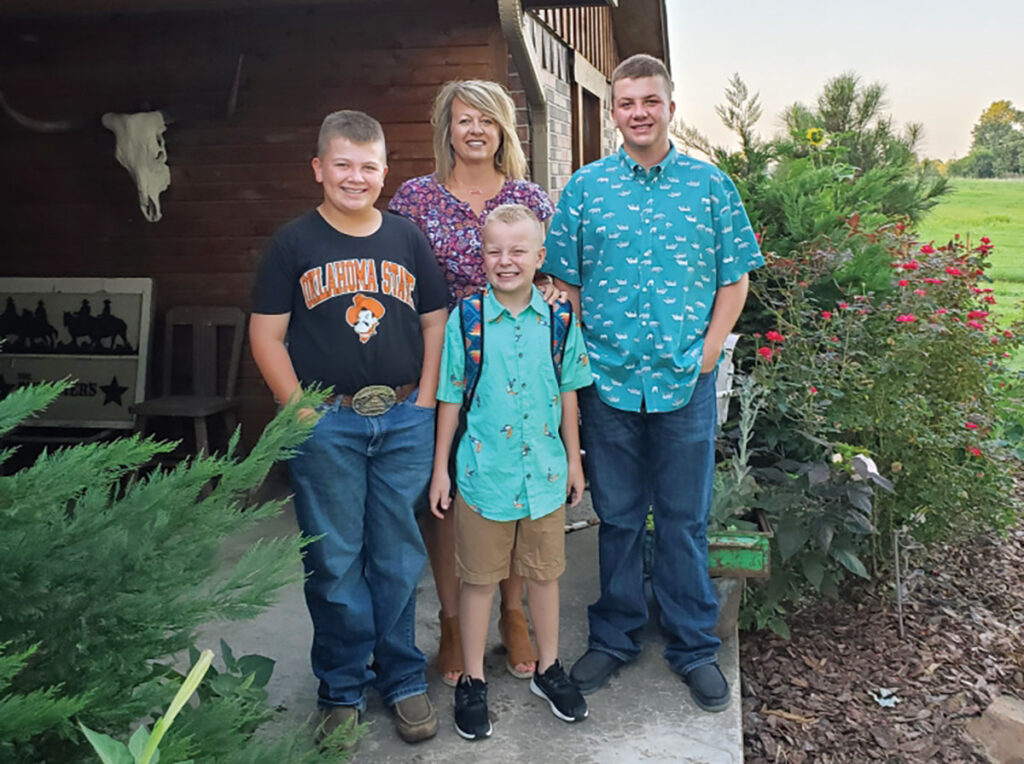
left=325, top=382, right=417, bottom=416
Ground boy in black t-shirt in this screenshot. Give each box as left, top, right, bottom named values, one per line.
left=250, top=110, right=447, bottom=747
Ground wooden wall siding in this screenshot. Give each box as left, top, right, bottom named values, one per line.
left=0, top=1, right=505, bottom=446
left=532, top=7, right=617, bottom=78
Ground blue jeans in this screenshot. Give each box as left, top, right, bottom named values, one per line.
left=579, top=372, right=721, bottom=676
left=288, top=391, right=434, bottom=709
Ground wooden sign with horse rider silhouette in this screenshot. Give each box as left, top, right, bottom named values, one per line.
left=0, top=277, right=153, bottom=429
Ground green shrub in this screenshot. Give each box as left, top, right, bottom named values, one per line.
left=0, top=381, right=352, bottom=762
left=680, top=74, right=1021, bottom=632
left=736, top=226, right=1022, bottom=632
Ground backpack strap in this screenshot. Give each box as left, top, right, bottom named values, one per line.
left=549, top=298, right=573, bottom=385
left=459, top=292, right=485, bottom=410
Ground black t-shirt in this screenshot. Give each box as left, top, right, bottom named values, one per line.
left=251, top=209, right=447, bottom=394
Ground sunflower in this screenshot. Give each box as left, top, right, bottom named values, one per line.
left=806, top=127, right=826, bottom=147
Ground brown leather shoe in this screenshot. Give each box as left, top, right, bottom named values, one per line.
left=391, top=692, right=439, bottom=743
left=316, top=705, right=360, bottom=750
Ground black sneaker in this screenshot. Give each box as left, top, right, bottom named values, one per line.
left=530, top=660, right=589, bottom=722
left=453, top=675, right=492, bottom=740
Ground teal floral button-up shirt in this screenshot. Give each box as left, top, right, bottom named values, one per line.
left=542, top=145, right=764, bottom=413
left=437, top=286, right=593, bottom=521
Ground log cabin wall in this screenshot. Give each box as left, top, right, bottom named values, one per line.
left=0, top=1, right=506, bottom=446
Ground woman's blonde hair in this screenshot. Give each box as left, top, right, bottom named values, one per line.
left=431, top=80, right=528, bottom=183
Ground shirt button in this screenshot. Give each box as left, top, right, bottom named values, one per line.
left=526, top=473, right=532, bottom=479
left=524, top=414, right=529, bottom=420
left=519, top=352, right=524, bottom=358
left=521, top=382, right=527, bottom=388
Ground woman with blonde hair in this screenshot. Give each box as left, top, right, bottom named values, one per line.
left=390, top=79, right=555, bottom=686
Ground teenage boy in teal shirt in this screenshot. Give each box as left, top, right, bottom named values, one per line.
left=543, top=54, right=764, bottom=713
left=429, top=203, right=593, bottom=740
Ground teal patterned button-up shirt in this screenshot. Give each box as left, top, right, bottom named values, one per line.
left=542, top=145, right=764, bottom=413
left=437, top=286, right=592, bottom=521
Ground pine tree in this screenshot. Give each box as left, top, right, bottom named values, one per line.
left=0, top=380, right=353, bottom=762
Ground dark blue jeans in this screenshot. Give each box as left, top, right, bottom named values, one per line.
left=288, top=392, right=434, bottom=710
left=579, top=372, right=721, bottom=676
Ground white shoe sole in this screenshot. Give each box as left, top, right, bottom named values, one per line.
left=529, top=677, right=589, bottom=723
left=454, top=718, right=493, bottom=740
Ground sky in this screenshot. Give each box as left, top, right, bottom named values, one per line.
left=666, top=0, right=1024, bottom=161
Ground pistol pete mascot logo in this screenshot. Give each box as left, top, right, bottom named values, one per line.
left=345, top=293, right=386, bottom=344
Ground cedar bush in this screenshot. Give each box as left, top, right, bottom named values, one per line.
left=0, top=381, right=352, bottom=762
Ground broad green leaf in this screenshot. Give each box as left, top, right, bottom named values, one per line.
left=775, top=517, right=810, bottom=560
left=808, top=462, right=831, bottom=486
left=846, top=485, right=873, bottom=514
left=832, top=547, right=870, bottom=578
left=768, top=617, right=791, bottom=640
left=209, top=673, right=242, bottom=697
left=128, top=725, right=150, bottom=759
left=236, top=655, right=275, bottom=689
left=801, top=554, right=825, bottom=590
left=79, top=723, right=134, bottom=764
left=815, top=520, right=835, bottom=553
left=843, top=510, right=876, bottom=535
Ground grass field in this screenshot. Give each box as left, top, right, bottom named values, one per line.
left=917, top=178, right=1024, bottom=325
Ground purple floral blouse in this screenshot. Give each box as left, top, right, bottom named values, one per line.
left=388, top=174, right=554, bottom=311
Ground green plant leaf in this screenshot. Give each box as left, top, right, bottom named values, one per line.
left=79, top=723, right=134, bottom=764
left=843, top=509, right=876, bottom=535
left=236, top=655, right=275, bottom=689
left=775, top=516, right=810, bottom=560
left=801, top=554, right=826, bottom=590
left=846, top=485, right=873, bottom=514
left=768, top=616, right=791, bottom=639
left=209, top=673, right=243, bottom=697
left=815, top=520, right=835, bottom=553
left=220, top=639, right=237, bottom=672
left=832, top=546, right=870, bottom=578
left=808, top=462, right=831, bottom=486
left=128, top=725, right=150, bottom=759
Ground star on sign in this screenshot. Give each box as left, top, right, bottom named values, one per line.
left=100, top=376, right=129, bottom=406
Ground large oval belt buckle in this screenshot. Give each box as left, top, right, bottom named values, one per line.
left=352, top=385, right=396, bottom=417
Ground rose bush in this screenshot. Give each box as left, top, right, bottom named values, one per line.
left=678, top=74, right=1020, bottom=633
left=733, top=223, right=1022, bottom=633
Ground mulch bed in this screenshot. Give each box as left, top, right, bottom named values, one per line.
left=740, top=522, right=1024, bottom=762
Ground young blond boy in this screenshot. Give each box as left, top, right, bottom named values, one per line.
left=249, top=110, right=447, bottom=745
left=429, top=203, right=592, bottom=740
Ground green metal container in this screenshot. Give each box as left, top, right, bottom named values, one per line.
left=707, top=510, right=772, bottom=578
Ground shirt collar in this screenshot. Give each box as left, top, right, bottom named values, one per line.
left=617, top=143, right=679, bottom=177
left=483, top=285, right=547, bottom=322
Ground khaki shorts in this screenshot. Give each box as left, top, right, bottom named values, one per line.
left=453, top=492, right=566, bottom=586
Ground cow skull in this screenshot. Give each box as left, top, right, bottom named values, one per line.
left=0, top=92, right=172, bottom=223
left=101, top=111, right=171, bottom=223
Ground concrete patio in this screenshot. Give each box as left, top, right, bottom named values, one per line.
left=206, top=480, right=743, bottom=763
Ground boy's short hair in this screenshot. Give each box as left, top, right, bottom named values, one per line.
left=431, top=80, right=528, bottom=183
left=610, top=54, right=673, bottom=98
left=483, top=203, right=544, bottom=245
left=317, top=110, right=386, bottom=159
